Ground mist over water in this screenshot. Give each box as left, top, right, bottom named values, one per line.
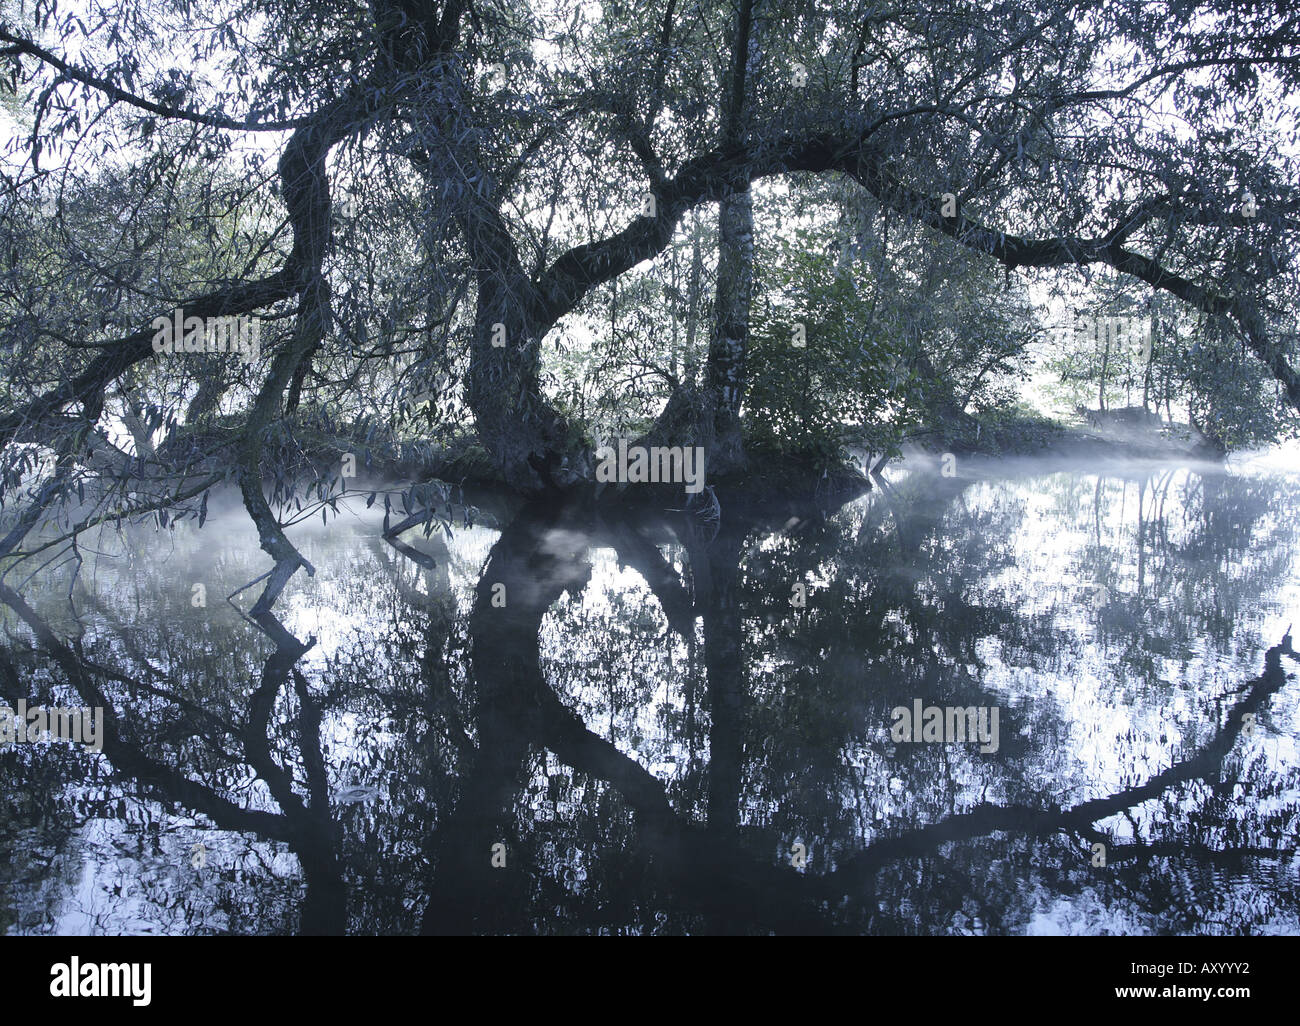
left=3, top=451, right=1299, bottom=935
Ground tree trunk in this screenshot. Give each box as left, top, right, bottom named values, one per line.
left=684, top=210, right=704, bottom=386
left=706, top=186, right=753, bottom=475
left=704, top=0, right=758, bottom=477
left=1098, top=324, right=1110, bottom=412
left=464, top=277, right=577, bottom=495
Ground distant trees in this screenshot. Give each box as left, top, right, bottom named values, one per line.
left=1045, top=277, right=1296, bottom=449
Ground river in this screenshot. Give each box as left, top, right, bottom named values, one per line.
left=2, top=450, right=1298, bottom=934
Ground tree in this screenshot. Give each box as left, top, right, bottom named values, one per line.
left=3, top=0, right=1300, bottom=613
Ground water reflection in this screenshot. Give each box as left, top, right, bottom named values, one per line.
left=2, top=457, right=1299, bottom=934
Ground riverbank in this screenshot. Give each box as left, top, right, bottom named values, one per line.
left=907, top=407, right=1227, bottom=463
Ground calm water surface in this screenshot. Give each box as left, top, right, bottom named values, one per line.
left=2, top=452, right=1299, bottom=934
